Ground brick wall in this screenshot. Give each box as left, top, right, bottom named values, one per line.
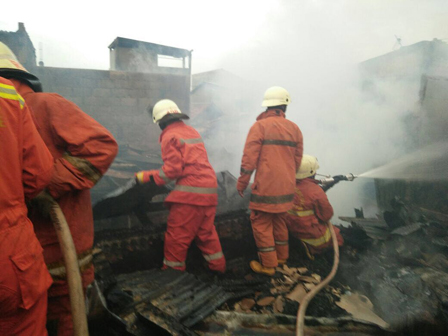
left=34, top=67, right=190, bottom=152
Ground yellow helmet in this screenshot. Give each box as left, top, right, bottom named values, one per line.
left=0, top=41, right=42, bottom=92
left=0, top=42, right=28, bottom=71
left=151, top=99, right=189, bottom=124
left=261, top=86, right=290, bottom=107
left=296, top=155, right=320, bottom=179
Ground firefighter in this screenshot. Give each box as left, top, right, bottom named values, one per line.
left=287, top=155, right=344, bottom=258
left=0, top=76, right=54, bottom=335
left=0, top=42, right=118, bottom=336
left=237, top=86, right=303, bottom=276
left=135, top=99, right=226, bottom=273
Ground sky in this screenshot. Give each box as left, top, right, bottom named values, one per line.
left=2, top=0, right=448, bottom=218
left=3, top=0, right=448, bottom=73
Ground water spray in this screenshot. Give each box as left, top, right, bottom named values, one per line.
left=356, top=142, right=448, bottom=181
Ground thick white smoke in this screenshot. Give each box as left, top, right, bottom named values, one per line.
left=201, top=1, right=430, bottom=220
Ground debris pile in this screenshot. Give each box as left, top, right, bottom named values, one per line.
left=90, top=166, right=448, bottom=335
left=226, top=264, right=348, bottom=319
left=338, top=198, right=448, bottom=334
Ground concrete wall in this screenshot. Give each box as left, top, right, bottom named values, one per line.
left=111, top=46, right=158, bottom=72
left=110, top=46, right=190, bottom=76
left=34, top=66, right=190, bottom=152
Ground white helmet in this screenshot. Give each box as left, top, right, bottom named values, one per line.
left=296, top=155, right=320, bottom=179
left=0, top=41, right=42, bottom=92
left=151, top=99, right=189, bottom=124
left=261, top=86, right=291, bottom=107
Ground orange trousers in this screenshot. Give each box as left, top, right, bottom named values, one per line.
left=250, top=210, right=289, bottom=268
left=288, top=221, right=344, bottom=254
left=0, top=258, right=49, bottom=336
left=46, top=267, right=92, bottom=336
left=46, top=294, right=76, bottom=336
left=163, top=203, right=226, bottom=273
left=0, top=292, right=48, bottom=336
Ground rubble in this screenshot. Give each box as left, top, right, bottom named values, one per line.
left=338, top=198, right=448, bottom=334
left=286, top=283, right=307, bottom=303
left=336, top=292, right=389, bottom=329
left=257, top=296, right=276, bottom=307
left=239, top=298, right=255, bottom=311
left=90, top=165, right=448, bottom=335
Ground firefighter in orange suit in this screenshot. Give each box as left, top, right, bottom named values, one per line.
left=0, top=42, right=118, bottom=336
left=287, top=155, right=344, bottom=257
left=136, top=99, right=226, bottom=273
left=0, top=76, right=54, bottom=335
left=237, top=86, right=303, bottom=276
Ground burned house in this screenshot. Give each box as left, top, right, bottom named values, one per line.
left=359, top=39, right=448, bottom=214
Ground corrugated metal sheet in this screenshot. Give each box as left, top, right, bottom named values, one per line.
left=109, top=269, right=233, bottom=330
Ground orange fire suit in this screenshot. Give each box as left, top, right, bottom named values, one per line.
left=11, top=79, right=118, bottom=336
left=237, top=109, right=303, bottom=267
left=137, top=121, right=225, bottom=272
left=0, top=77, right=54, bottom=336
left=287, top=178, right=344, bottom=254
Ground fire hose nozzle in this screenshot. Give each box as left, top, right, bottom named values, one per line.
left=344, top=173, right=357, bottom=181
left=318, top=174, right=357, bottom=186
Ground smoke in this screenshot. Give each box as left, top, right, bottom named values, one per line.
left=196, top=1, right=438, bottom=220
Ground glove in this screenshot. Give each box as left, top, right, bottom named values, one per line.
left=332, top=175, right=344, bottom=183
left=135, top=171, right=156, bottom=185
left=29, top=190, right=57, bottom=218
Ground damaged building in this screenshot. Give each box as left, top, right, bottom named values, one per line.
left=334, top=39, right=448, bottom=335
left=2, top=23, right=448, bottom=335
left=359, top=39, right=448, bottom=214
left=92, top=39, right=448, bottom=335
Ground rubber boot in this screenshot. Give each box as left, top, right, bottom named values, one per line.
left=250, top=260, right=275, bottom=276
left=278, top=259, right=287, bottom=265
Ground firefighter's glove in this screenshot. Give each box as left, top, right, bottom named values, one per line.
left=135, top=171, right=156, bottom=185
left=332, top=175, right=344, bottom=184
left=30, top=190, right=57, bottom=218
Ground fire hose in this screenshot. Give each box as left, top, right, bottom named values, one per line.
left=295, top=173, right=355, bottom=335
left=49, top=198, right=89, bottom=336
left=296, top=221, right=340, bottom=336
